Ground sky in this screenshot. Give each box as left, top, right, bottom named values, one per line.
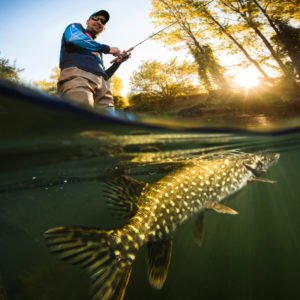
left=0, top=0, right=177, bottom=94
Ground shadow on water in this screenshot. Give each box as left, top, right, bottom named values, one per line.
left=1, top=81, right=300, bottom=299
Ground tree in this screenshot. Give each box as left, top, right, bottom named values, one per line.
left=110, top=76, right=124, bottom=96
left=217, top=0, right=293, bottom=78
left=274, top=21, right=300, bottom=78
left=34, top=67, right=60, bottom=94
left=110, top=76, right=129, bottom=109
left=0, top=53, right=23, bottom=82
left=186, top=0, right=272, bottom=80
left=129, top=58, right=199, bottom=98
left=151, top=0, right=229, bottom=91
left=151, top=0, right=300, bottom=87
left=251, top=0, right=300, bottom=77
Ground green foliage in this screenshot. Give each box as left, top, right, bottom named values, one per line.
left=128, top=93, right=160, bottom=112
left=129, top=57, right=209, bottom=113
left=129, top=58, right=199, bottom=98
left=110, top=76, right=124, bottom=96
left=113, top=95, right=129, bottom=110
left=110, top=76, right=130, bottom=109
left=0, top=53, right=23, bottom=82
left=34, top=67, right=60, bottom=95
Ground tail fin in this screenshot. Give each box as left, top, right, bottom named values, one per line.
left=44, top=226, right=133, bottom=300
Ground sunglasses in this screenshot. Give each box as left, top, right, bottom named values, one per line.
left=91, top=16, right=107, bottom=25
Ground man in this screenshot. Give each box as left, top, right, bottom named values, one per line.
left=57, top=10, right=130, bottom=109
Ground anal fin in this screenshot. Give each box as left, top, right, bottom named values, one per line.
left=146, top=240, right=173, bottom=289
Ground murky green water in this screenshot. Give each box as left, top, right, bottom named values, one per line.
left=1, top=84, right=300, bottom=299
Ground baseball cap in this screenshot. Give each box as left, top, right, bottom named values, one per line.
left=89, top=10, right=110, bottom=23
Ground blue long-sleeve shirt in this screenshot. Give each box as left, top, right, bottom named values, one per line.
left=59, top=23, right=119, bottom=80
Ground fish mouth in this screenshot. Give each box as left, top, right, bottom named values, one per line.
left=267, top=153, right=280, bottom=166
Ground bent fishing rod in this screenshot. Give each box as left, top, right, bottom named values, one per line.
left=111, top=21, right=178, bottom=63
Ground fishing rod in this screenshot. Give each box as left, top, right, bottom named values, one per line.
left=111, top=21, right=178, bottom=63
left=111, top=0, right=214, bottom=63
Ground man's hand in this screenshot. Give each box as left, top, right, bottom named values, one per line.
left=109, top=47, right=121, bottom=57
left=114, top=50, right=132, bottom=64
left=110, top=48, right=132, bottom=64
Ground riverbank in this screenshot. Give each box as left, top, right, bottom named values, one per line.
left=126, top=82, right=300, bottom=118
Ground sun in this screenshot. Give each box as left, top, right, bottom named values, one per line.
left=233, top=68, right=261, bottom=89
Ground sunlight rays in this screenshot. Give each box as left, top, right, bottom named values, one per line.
left=233, top=68, right=261, bottom=90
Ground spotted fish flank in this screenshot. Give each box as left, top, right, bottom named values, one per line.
left=44, top=152, right=279, bottom=300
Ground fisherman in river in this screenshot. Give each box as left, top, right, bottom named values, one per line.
left=57, top=10, right=131, bottom=110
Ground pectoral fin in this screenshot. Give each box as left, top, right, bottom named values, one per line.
left=249, top=177, right=276, bottom=184
left=208, top=203, right=239, bottom=215
left=193, top=213, right=205, bottom=247
left=146, top=240, right=173, bottom=289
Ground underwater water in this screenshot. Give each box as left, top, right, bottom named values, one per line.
left=1, top=82, right=300, bottom=300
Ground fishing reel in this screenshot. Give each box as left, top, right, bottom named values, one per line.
left=111, top=48, right=133, bottom=64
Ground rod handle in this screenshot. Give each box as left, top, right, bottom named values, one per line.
left=110, top=47, right=134, bottom=64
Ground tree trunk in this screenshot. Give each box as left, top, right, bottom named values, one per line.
left=204, top=11, right=271, bottom=80
left=252, top=0, right=300, bottom=78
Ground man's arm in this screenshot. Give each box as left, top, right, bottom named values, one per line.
left=64, top=23, right=110, bottom=53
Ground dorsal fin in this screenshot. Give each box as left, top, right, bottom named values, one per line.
left=103, top=175, right=148, bottom=218
left=146, top=240, right=173, bottom=289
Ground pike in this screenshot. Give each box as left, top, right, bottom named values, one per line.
left=44, top=152, right=279, bottom=300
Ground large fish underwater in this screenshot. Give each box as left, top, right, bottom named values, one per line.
left=44, top=151, right=279, bottom=300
